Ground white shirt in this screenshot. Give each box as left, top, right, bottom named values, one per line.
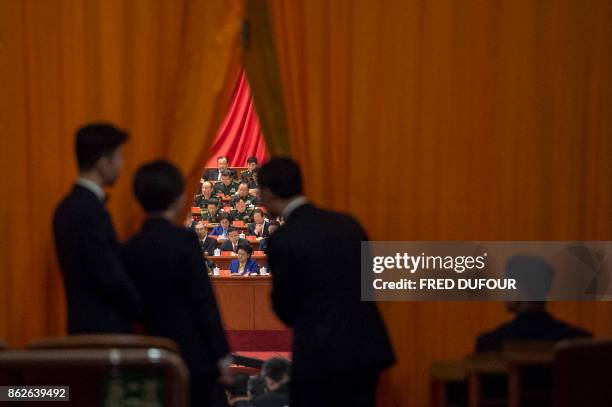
left=76, top=177, right=105, bottom=202
left=282, top=196, right=308, bottom=220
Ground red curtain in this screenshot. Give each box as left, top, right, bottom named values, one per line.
left=206, top=69, right=268, bottom=167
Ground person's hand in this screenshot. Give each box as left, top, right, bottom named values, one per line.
left=255, top=224, right=263, bottom=235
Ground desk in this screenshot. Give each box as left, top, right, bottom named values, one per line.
left=210, top=251, right=267, bottom=269
left=211, top=275, right=285, bottom=330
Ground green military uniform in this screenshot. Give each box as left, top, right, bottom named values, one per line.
left=193, top=194, right=216, bottom=208
left=230, top=208, right=253, bottom=223
left=214, top=181, right=239, bottom=197
left=201, top=210, right=223, bottom=224
left=231, top=193, right=259, bottom=208
left=240, top=169, right=255, bottom=184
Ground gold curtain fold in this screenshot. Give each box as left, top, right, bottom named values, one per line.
left=0, top=0, right=244, bottom=347
left=253, top=0, right=612, bottom=405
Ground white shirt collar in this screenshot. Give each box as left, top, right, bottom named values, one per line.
left=282, top=196, right=308, bottom=219
left=76, top=177, right=105, bottom=202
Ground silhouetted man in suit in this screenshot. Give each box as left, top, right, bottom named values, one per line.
left=53, top=123, right=141, bottom=333
left=124, top=160, right=231, bottom=407
left=251, top=358, right=291, bottom=407
left=476, top=255, right=591, bottom=352
left=259, top=158, right=395, bottom=407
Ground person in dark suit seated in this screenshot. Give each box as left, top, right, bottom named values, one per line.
left=231, top=181, right=258, bottom=208
left=251, top=358, right=291, bottom=407
left=53, top=123, right=142, bottom=334
left=225, top=373, right=252, bottom=407
left=204, top=155, right=236, bottom=181
left=195, top=221, right=217, bottom=256
left=231, top=198, right=254, bottom=223
left=475, top=255, right=592, bottom=352
left=124, top=160, right=231, bottom=407
left=214, top=169, right=240, bottom=198
left=229, top=243, right=260, bottom=275
left=258, top=158, right=395, bottom=407
left=194, top=181, right=215, bottom=207
left=240, top=156, right=258, bottom=184
left=210, top=212, right=232, bottom=239
left=201, top=199, right=222, bottom=223
left=247, top=209, right=270, bottom=238
left=259, top=221, right=280, bottom=253
left=220, top=227, right=249, bottom=253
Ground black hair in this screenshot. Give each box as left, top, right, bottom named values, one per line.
left=207, top=198, right=219, bottom=207
left=75, top=123, right=128, bottom=171
left=239, top=181, right=250, bottom=187
left=261, top=358, right=291, bottom=383
left=219, top=212, right=231, bottom=222
left=247, top=156, right=258, bottom=165
left=133, top=160, right=184, bottom=212
left=220, top=169, right=231, bottom=177
left=227, top=226, right=238, bottom=234
left=253, top=208, right=265, bottom=218
left=237, top=242, right=253, bottom=256
left=225, top=373, right=249, bottom=397
left=258, top=158, right=302, bottom=198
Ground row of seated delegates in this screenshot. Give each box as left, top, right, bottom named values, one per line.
left=202, top=155, right=259, bottom=189
left=195, top=179, right=259, bottom=209
left=194, top=218, right=280, bottom=256
left=225, top=358, right=291, bottom=407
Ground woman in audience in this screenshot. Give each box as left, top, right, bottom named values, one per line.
left=229, top=243, right=260, bottom=275
left=210, top=213, right=231, bottom=239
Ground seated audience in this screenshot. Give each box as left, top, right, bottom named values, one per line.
left=201, top=199, right=222, bottom=223
left=205, top=155, right=236, bottom=181
left=232, top=181, right=258, bottom=208
left=229, top=243, right=260, bottom=275
left=251, top=358, right=291, bottom=407
left=210, top=213, right=232, bottom=239
left=475, top=255, right=592, bottom=352
left=225, top=373, right=252, bottom=407
left=220, top=227, right=250, bottom=253
left=214, top=170, right=240, bottom=198
left=195, top=221, right=217, bottom=257
left=231, top=198, right=254, bottom=223
left=247, top=209, right=270, bottom=238
left=194, top=181, right=215, bottom=207
left=259, top=221, right=280, bottom=253
left=125, top=160, right=230, bottom=407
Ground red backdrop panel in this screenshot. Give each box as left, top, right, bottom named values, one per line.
left=206, top=69, right=268, bottom=167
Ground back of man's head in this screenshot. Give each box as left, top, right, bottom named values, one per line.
left=76, top=123, right=127, bottom=172
left=133, top=160, right=184, bottom=212
left=261, top=357, right=291, bottom=388
left=258, top=158, right=303, bottom=198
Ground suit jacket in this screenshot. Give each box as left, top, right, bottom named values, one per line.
left=124, top=218, right=229, bottom=381
left=229, top=258, right=260, bottom=275
left=475, top=310, right=592, bottom=352
left=209, top=225, right=229, bottom=238
left=53, top=184, right=142, bottom=333
left=267, top=203, right=395, bottom=381
left=205, top=168, right=236, bottom=181
left=247, top=221, right=270, bottom=238
left=251, top=382, right=290, bottom=407
left=220, top=238, right=250, bottom=253
left=199, top=236, right=217, bottom=256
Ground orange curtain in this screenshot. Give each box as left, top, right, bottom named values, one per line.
left=249, top=0, right=612, bottom=405
left=0, top=0, right=244, bottom=347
